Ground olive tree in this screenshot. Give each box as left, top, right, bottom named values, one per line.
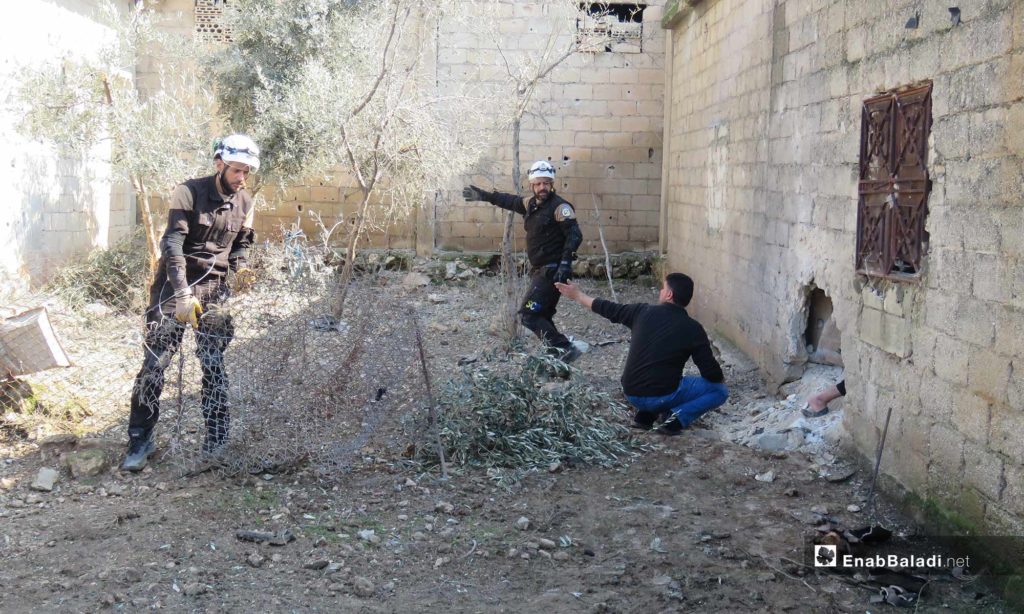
left=214, top=0, right=497, bottom=318
left=14, top=2, right=217, bottom=275
left=471, top=0, right=629, bottom=340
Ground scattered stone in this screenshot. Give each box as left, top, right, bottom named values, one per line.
left=653, top=575, right=674, bottom=586
left=397, top=514, right=408, bottom=521
left=0, top=477, right=16, bottom=491
left=245, top=552, right=265, bottom=568
left=357, top=529, right=380, bottom=544
left=427, top=293, right=447, bottom=304
left=434, top=556, right=450, bottom=568
left=547, top=461, right=562, bottom=473
left=650, top=537, right=667, bottom=553
left=755, top=572, right=776, bottom=583
left=810, top=505, right=828, bottom=515
left=271, top=553, right=284, bottom=563
left=182, top=583, right=207, bottom=596
left=24, top=494, right=42, bottom=505
left=754, top=471, right=775, bottom=483
left=824, top=468, right=858, bottom=483
left=750, top=432, right=796, bottom=452
left=105, top=482, right=127, bottom=497
left=784, top=488, right=799, bottom=497
left=434, top=501, right=454, bottom=514
left=553, top=551, right=570, bottom=561
left=515, top=516, right=530, bottom=531
left=412, top=532, right=426, bottom=541
left=537, top=549, right=552, bottom=559
left=235, top=529, right=295, bottom=546
left=326, top=562, right=344, bottom=574
left=352, top=576, right=375, bottom=598
left=66, top=448, right=109, bottom=478
left=303, top=559, right=329, bottom=570
left=525, top=541, right=540, bottom=551
left=401, top=272, right=431, bottom=288
left=847, top=504, right=862, bottom=513
left=437, top=543, right=452, bottom=554
left=31, top=467, right=59, bottom=492
left=537, top=538, right=557, bottom=550
left=404, top=478, right=416, bottom=487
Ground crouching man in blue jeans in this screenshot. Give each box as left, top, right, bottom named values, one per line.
left=555, top=273, right=728, bottom=435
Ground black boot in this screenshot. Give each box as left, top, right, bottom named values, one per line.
left=631, top=410, right=658, bottom=430
left=121, top=427, right=155, bottom=472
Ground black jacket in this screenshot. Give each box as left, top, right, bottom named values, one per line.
left=480, top=190, right=583, bottom=268
left=592, top=299, right=724, bottom=397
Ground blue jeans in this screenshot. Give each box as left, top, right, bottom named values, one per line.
left=626, top=376, right=729, bottom=428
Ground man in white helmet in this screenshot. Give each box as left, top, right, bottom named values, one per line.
left=122, top=134, right=261, bottom=471
left=463, top=160, right=584, bottom=361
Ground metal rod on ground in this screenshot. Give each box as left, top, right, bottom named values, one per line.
left=410, top=307, right=449, bottom=480
left=867, top=406, right=893, bottom=518
left=590, top=194, right=617, bottom=302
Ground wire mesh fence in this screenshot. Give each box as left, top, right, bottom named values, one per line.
left=1, top=235, right=433, bottom=478
left=2, top=225, right=659, bottom=482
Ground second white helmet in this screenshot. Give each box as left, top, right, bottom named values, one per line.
left=528, top=160, right=556, bottom=181
left=216, top=134, right=261, bottom=172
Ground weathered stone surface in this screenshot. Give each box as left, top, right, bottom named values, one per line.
left=66, top=448, right=109, bottom=478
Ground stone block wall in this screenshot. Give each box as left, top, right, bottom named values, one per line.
left=0, top=1, right=135, bottom=295
left=154, top=0, right=667, bottom=255
left=662, top=0, right=1024, bottom=535
left=437, top=0, right=667, bottom=255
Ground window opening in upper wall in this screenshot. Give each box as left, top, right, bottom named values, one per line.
left=856, top=81, right=932, bottom=280
left=577, top=3, right=646, bottom=53
left=195, top=0, right=233, bottom=43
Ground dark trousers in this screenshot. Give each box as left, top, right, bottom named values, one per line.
left=128, top=280, right=233, bottom=443
left=519, top=267, right=571, bottom=350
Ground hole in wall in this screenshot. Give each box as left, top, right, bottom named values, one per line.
left=803, top=286, right=842, bottom=366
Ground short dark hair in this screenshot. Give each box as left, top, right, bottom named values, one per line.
left=665, top=273, right=694, bottom=307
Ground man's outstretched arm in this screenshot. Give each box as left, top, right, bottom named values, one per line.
left=555, top=281, right=644, bottom=327
left=554, top=281, right=595, bottom=309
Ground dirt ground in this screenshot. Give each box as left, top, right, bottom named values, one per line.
left=0, top=275, right=1012, bottom=613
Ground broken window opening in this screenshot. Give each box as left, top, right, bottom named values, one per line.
left=577, top=3, right=646, bottom=53
left=856, top=82, right=932, bottom=281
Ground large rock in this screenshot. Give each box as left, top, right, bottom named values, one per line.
left=66, top=448, right=109, bottom=478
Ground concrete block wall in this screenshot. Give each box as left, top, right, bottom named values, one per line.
left=662, top=0, right=1024, bottom=535
left=0, top=0, right=134, bottom=295
left=147, top=1, right=667, bottom=255
left=437, top=0, right=667, bottom=255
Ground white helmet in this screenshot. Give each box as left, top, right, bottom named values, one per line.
left=216, top=134, right=261, bottom=172
left=527, top=160, right=556, bottom=181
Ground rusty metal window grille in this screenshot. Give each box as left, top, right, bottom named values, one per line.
left=856, top=82, right=932, bottom=280
left=577, top=3, right=646, bottom=53
left=195, top=0, right=232, bottom=44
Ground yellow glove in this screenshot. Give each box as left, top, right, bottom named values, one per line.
left=174, top=294, right=203, bottom=329
left=233, top=268, right=257, bottom=293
